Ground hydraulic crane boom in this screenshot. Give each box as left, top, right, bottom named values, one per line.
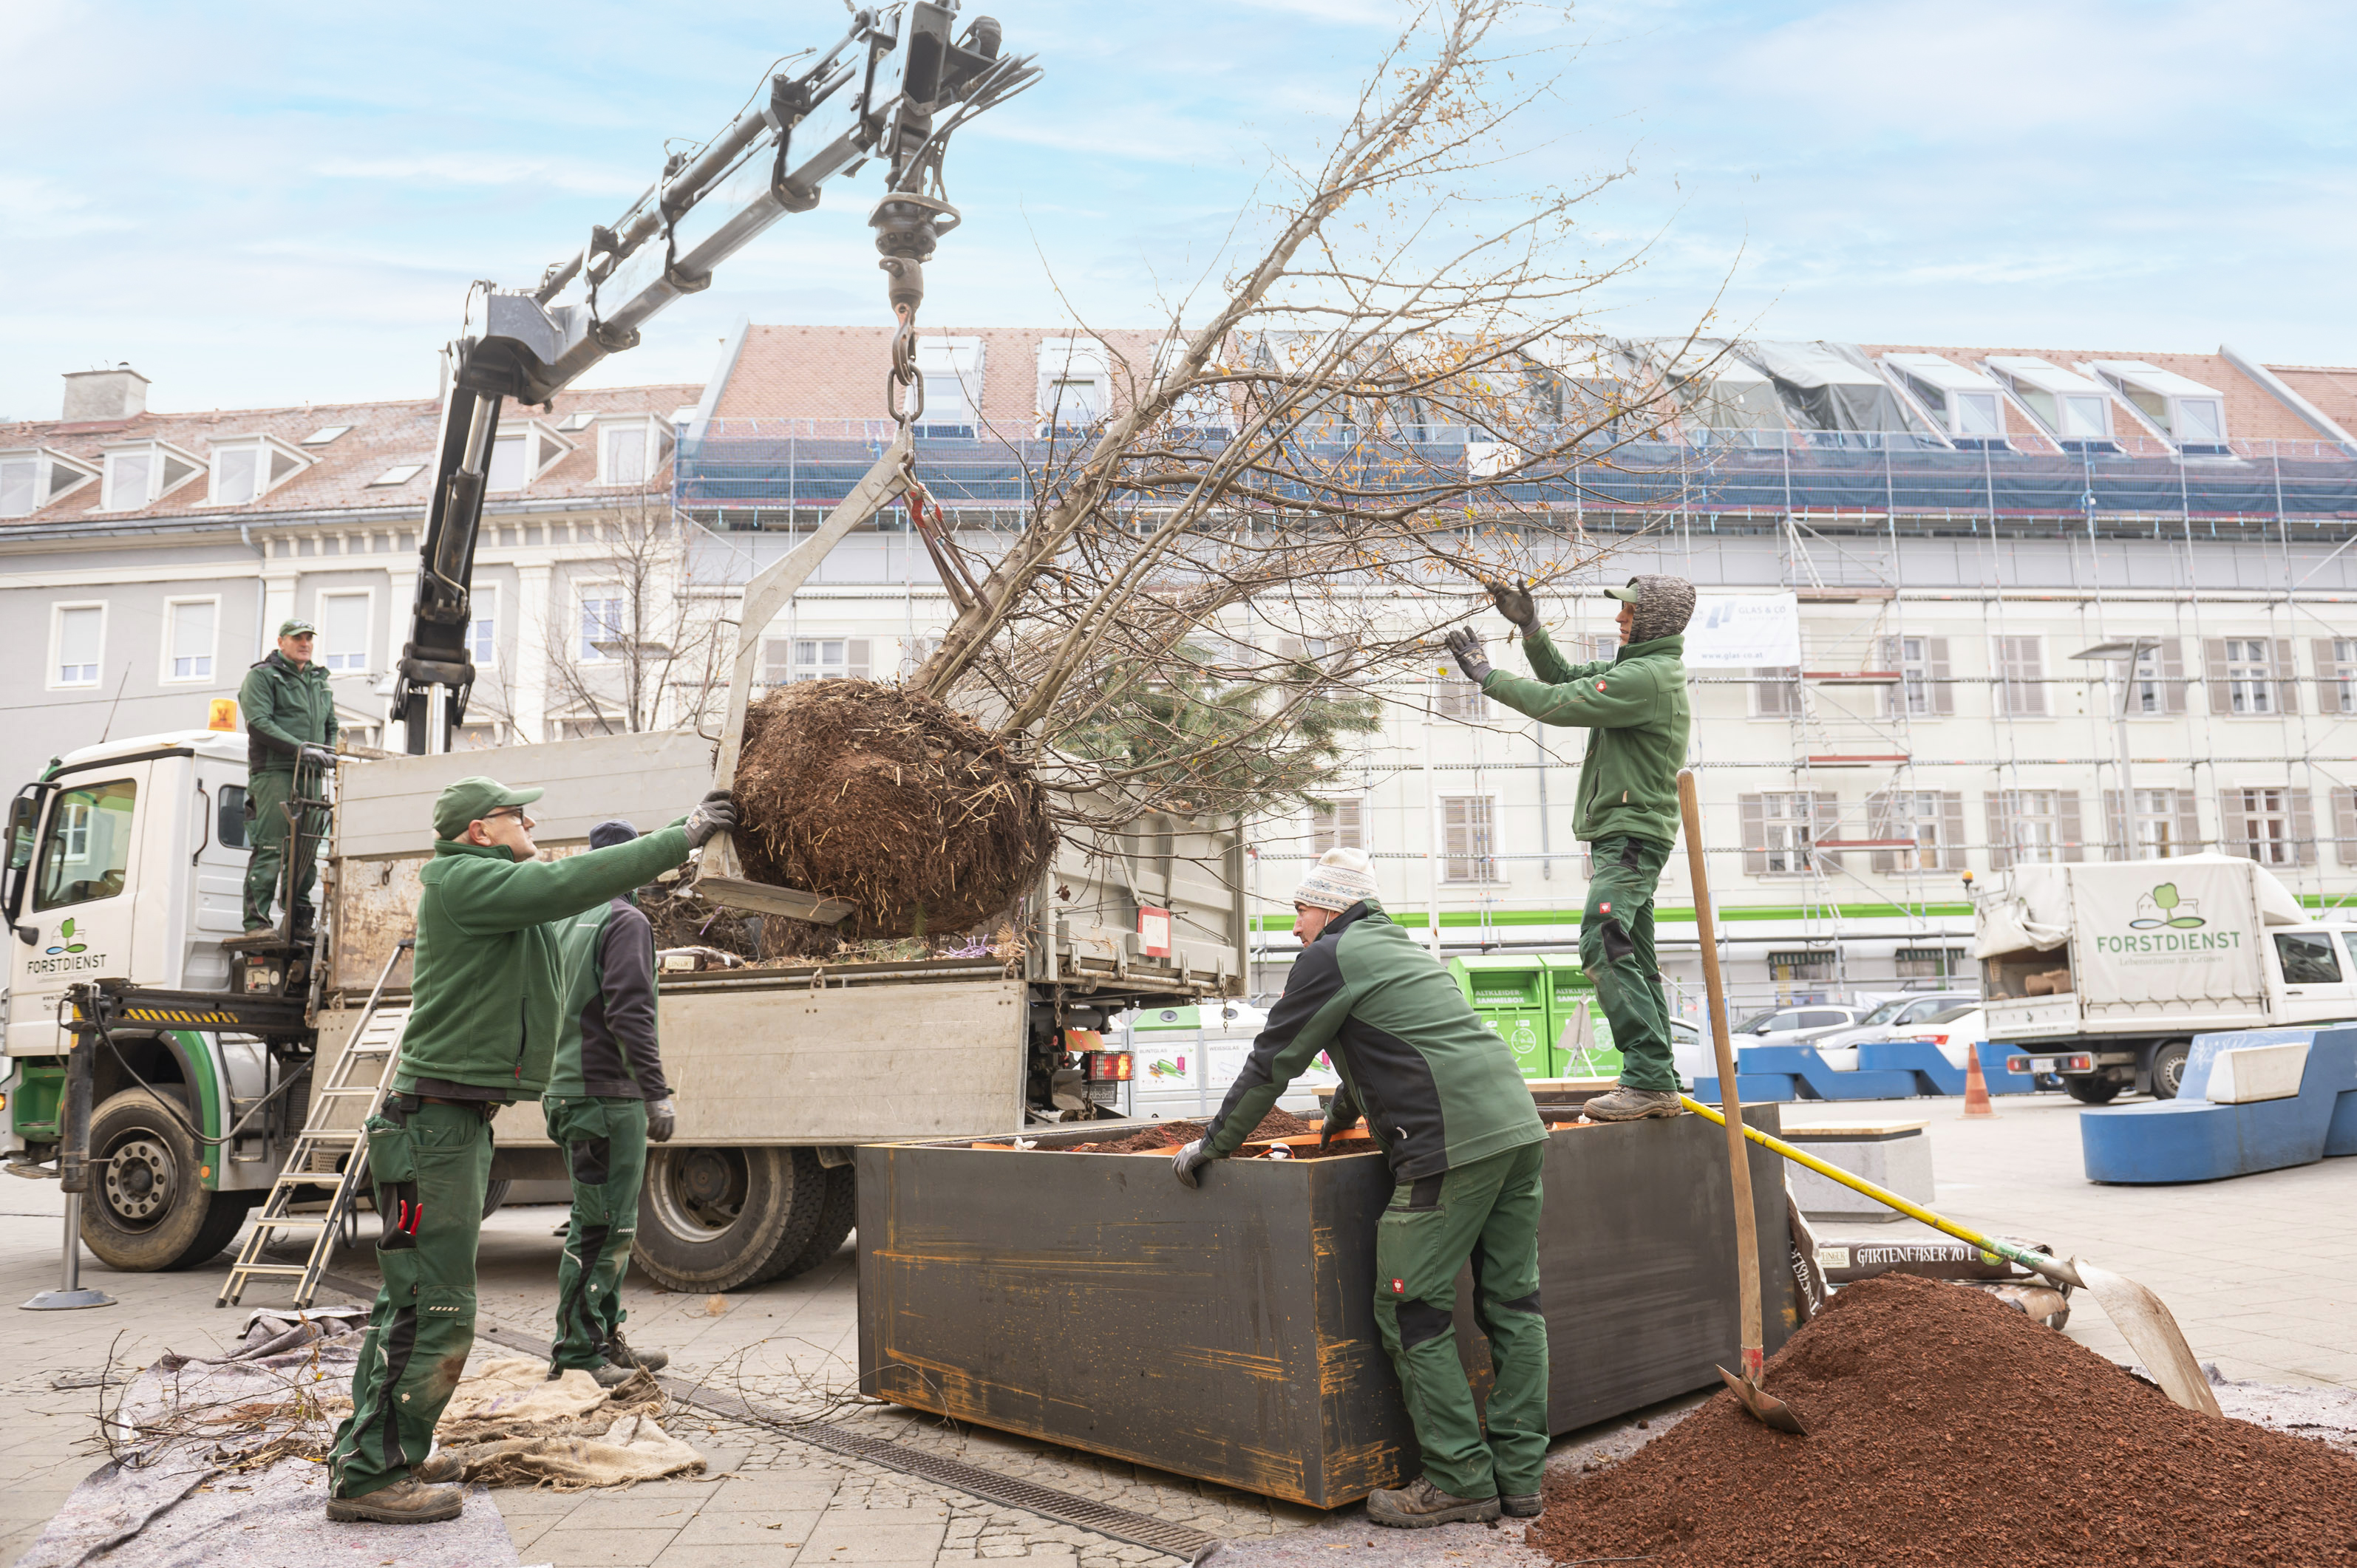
left=397, top=2, right=1038, bottom=752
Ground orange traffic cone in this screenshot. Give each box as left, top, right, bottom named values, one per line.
left=1962, top=1044, right=1996, bottom=1118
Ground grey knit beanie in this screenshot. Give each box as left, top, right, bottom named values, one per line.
left=588, top=819, right=640, bottom=850
left=1604, top=575, right=1696, bottom=643
left=1293, top=848, right=1378, bottom=913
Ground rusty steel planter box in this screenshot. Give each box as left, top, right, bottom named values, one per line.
left=857, top=1108, right=1792, bottom=1509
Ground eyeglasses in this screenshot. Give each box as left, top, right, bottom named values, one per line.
left=486, top=807, right=538, bottom=830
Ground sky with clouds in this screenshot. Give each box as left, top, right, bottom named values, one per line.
left=5, top=0, right=2353, bottom=419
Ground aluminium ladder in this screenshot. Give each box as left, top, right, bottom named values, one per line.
left=219, top=939, right=413, bottom=1309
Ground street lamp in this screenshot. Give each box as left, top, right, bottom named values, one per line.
left=2072, top=638, right=2161, bottom=859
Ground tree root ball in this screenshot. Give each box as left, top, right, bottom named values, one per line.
left=729, top=679, right=1057, bottom=939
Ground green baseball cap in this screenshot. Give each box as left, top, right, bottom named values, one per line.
left=1599, top=579, right=1645, bottom=602
left=433, top=776, right=545, bottom=841
left=279, top=618, right=316, bottom=637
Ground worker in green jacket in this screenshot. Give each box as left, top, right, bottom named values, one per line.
left=544, top=818, right=676, bottom=1388
left=239, top=618, right=339, bottom=935
left=1446, top=573, right=1695, bottom=1122
left=325, top=776, right=736, bottom=1525
left=1172, top=848, right=1549, bottom=1529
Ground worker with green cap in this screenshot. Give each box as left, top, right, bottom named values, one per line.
left=1171, top=847, right=1549, bottom=1529
left=543, top=817, right=677, bottom=1388
left=238, top=618, right=339, bottom=937
left=1446, top=573, right=1695, bottom=1122
left=325, top=777, right=738, bottom=1525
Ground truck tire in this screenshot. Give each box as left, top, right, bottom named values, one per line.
left=632, top=1145, right=825, bottom=1292
left=762, top=1162, right=857, bottom=1284
left=2148, top=1040, right=2191, bottom=1101
left=481, top=1178, right=514, bottom=1219
left=79, top=1088, right=256, bottom=1272
left=2064, top=1077, right=2123, bottom=1105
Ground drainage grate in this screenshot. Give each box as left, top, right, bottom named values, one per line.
left=373, top=1303, right=1224, bottom=1563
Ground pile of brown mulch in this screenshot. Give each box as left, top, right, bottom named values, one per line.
left=731, top=678, right=1056, bottom=939
left=1067, top=1108, right=1322, bottom=1153
left=1529, top=1272, right=2357, bottom=1568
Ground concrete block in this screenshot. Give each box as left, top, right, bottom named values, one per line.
left=2205, top=1040, right=2310, bottom=1104
left=1778, top=1121, right=1933, bottom=1224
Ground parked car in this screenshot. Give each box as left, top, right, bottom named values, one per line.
left=1895, top=1004, right=1987, bottom=1069
left=1725, top=1004, right=1868, bottom=1049
left=1812, top=991, right=1980, bottom=1051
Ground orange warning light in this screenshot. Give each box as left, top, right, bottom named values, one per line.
left=208, top=699, right=237, bottom=732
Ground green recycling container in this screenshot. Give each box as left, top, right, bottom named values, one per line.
left=1449, top=957, right=1554, bottom=1078
left=1543, top=955, right=1622, bottom=1078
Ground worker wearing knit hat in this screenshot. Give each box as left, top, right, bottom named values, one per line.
left=1171, top=848, right=1549, bottom=1528
left=1445, top=573, right=1694, bottom=1123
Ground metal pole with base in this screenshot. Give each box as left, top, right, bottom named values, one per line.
left=23, top=1040, right=114, bottom=1310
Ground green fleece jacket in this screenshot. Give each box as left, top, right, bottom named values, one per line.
left=1203, top=900, right=1544, bottom=1180
left=394, top=828, right=691, bottom=1098
left=238, top=651, right=338, bottom=775
left=1480, top=627, right=1690, bottom=848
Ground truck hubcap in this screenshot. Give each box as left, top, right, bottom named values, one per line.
left=650, top=1148, right=749, bottom=1241
left=103, top=1137, right=175, bottom=1227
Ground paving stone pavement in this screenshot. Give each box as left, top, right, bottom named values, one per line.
left=5, top=1091, right=2353, bottom=1567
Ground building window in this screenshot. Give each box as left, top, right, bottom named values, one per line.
left=52, top=604, right=104, bottom=688
left=206, top=438, right=307, bottom=507
left=2225, top=639, right=2274, bottom=715
left=762, top=638, right=873, bottom=686
left=2102, top=786, right=2200, bottom=860
left=579, top=593, right=627, bottom=661
left=99, top=443, right=202, bottom=511
left=1435, top=675, right=1488, bottom=720
left=2127, top=638, right=2186, bottom=715
left=0, top=448, right=99, bottom=517
left=1894, top=947, right=1966, bottom=982
left=1870, top=789, right=1963, bottom=873
left=317, top=592, right=372, bottom=672
left=1441, top=795, right=1497, bottom=882
left=1741, top=791, right=1827, bottom=875
left=914, top=337, right=984, bottom=437
left=163, top=598, right=217, bottom=682
left=1995, top=636, right=2044, bottom=716
left=486, top=423, right=574, bottom=493
left=469, top=587, right=497, bottom=668
left=1036, top=339, right=1109, bottom=434
left=2221, top=786, right=2307, bottom=867
left=596, top=419, right=670, bottom=486
left=1984, top=788, right=2083, bottom=870
left=1766, top=950, right=1837, bottom=983
left=1884, top=636, right=1953, bottom=717
left=2322, top=638, right=2357, bottom=715
left=1309, top=799, right=1364, bottom=853
left=1752, top=667, right=1802, bottom=717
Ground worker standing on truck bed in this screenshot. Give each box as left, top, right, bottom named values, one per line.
left=544, top=818, right=678, bottom=1387
left=1448, top=574, right=1695, bottom=1122
left=325, top=777, right=735, bottom=1525
left=1171, top=848, right=1549, bottom=1529
left=238, top=618, right=338, bottom=937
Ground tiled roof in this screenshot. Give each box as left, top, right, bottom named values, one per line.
left=2265, top=364, right=2357, bottom=438
left=714, top=324, right=1178, bottom=426
left=1859, top=344, right=2332, bottom=445
left=1, top=381, right=700, bottom=531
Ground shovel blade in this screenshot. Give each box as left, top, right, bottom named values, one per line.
left=1717, top=1364, right=1809, bottom=1435
left=2074, top=1260, right=2222, bottom=1419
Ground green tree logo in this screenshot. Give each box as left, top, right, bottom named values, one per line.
left=2130, top=882, right=2206, bottom=930
left=45, top=916, right=87, bottom=955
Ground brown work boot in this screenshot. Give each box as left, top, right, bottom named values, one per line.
left=605, top=1330, right=668, bottom=1373
left=1364, top=1476, right=1502, bottom=1527
left=1500, top=1490, right=1543, bottom=1517
left=325, top=1477, right=464, bottom=1524
left=1582, top=1086, right=1685, bottom=1122
left=412, top=1449, right=465, bottom=1485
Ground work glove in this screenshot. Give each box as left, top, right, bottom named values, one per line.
left=644, top=1097, right=676, bottom=1143
left=1318, top=1114, right=1350, bottom=1152
left=1170, top=1139, right=1214, bottom=1190
left=683, top=790, right=738, bottom=849
left=299, top=744, right=338, bottom=770
left=1444, top=627, right=1492, bottom=685
left=1485, top=577, right=1537, bottom=632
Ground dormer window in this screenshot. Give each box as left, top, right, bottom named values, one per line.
left=486, top=422, right=574, bottom=492
left=1882, top=354, right=2006, bottom=446
left=1150, top=338, right=1233, bottom=439
left=913, top=338, right=984, bottom=438
left=1036, top=338, right=1109, bottom=433
left=2087, top=361, right=2230, bottom=451
left=1984, top=357, right=2116, bottom=449
left=0, top=447, right=100, bottom=517
left=99, top=440, right=204, bottom=511
left=206, top=435, right=313, bottom=507
left=595, top=416, right=674, bottom=486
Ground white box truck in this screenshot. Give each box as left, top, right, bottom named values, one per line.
left=1973, top=853, right=2357, bottom=1102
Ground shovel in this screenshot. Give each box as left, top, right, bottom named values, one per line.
left=1676, top=768, right=1807, bottom=1436
left=1677, top=1094, right=2222, bottom=1419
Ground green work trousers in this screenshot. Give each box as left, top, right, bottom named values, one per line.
left=242, top=766, right=324, bottom=929
left=543, top=1095, right=649, bottom=1371
left=1373, top=1141, right=1549, bottom=1501
left=1581, top=834, right=1677, bottom=1093
left=328, top=1099, right=492, bottom=1501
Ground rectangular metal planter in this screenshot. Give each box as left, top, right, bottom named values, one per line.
left=857, top=1108, right=1792, bottom=1509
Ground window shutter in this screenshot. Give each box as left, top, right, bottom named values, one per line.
left=2057, top=791, right=2084, bottom=862
left=1739, top=794, right=1766, bottom=876
left=2290, top=788, right=2316, bottom=867
left=2204, top=638, right=2231, bottom=715
left=2155, top=638, right=2186, bottom=714
left=2174, top=791, right=2203, bottom=857
left=761, top=638, right=792, bottom=688
left=2273, top=637, right=2299, bottom=714
left=1942, top=793, right=1968, bottom=871
left=1866, top=790, right=1894, bottom=874
left=847, top=639, right=872, bottom=680
left=1812, top=794, right=1843, bottom=870
left=2101, top=788, right=2125, bottom=858
left=1928, top=638, right=1953, bottom=715
left=1984, top=794, right=2013, bottom=873
left=2336, top=787, right=2357, bottom=867
left=2316, top=639, right=2341, bottom=714
left=2217, top=791, right=2248, bottom=859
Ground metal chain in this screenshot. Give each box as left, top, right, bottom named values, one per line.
left=887, top=303, right=924, bottom=428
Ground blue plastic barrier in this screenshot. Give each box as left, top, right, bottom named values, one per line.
left=1739, top=1046, right=1917, bottom=1100
left=2080, top=1025, right=2357, bottom=1184
left=1691, top=1073, right=1800, bottom=1105
left=1973, top=1040, right=2041, bottom=1095
left=1857, top=1040, right=1965, bottom=1096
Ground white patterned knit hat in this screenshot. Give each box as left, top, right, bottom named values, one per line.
left=1293, top=848, right=1378, bottom=913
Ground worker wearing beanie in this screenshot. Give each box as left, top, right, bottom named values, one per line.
left=543, top=819, right=678, bottom=1388
left=1171, top=847, right=1549, bottom=1529
left=1446, top=573, right=1694, bottom=1122
left=326, top=780, right=736, bottom=1525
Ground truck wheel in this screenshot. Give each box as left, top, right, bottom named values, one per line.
left=2064, top=1077, right=2123, bottom=1105
left=2148, top=1041, right=2191, bottom=1101
left=79, top=1088, right=254, bottom=1272
left=481, top=1179, right=514, bottom=1219
left=632, top=1146, right=824, bottom=1292
left=762, top=1163, right=857, bottom=1284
